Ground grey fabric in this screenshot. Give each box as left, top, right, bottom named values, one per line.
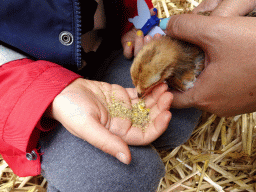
left=40, top=125, right=165, bottom=192
left=0, top=44, right=27, bottom=65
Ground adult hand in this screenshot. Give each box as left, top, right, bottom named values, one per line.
left=121, top=9, right=162, bottom=59
left=165, top=14, right=256, bottom=117
left=48, top=78, right=172, bottom=164
left=192, top=0, right=256, bottom=16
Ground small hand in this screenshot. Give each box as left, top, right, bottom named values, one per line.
left=122, top=9, right=162, bottom=59
left=49, top=78, right=172, bottom=164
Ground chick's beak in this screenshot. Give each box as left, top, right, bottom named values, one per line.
left=136, top=86, right=146, bottom=98
left=137, top=82, right=162, bottom=99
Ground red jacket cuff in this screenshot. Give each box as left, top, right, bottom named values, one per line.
left=0, top=59, right=81, bottom=152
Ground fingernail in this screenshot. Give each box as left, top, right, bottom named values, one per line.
left=127, top=41, right=132, bottom=46
left=160, top=17, right=171, bottom=30
left=116, top=152, right=129, bottom=164
left=136, top=30, right=143, bottom=37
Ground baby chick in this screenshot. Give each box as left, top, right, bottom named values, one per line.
left=130, top=36, right=204, bottom=98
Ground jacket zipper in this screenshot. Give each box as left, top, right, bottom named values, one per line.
left=74, top=0, right=82, bottom=69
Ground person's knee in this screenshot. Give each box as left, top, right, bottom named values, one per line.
left=89, top=146, right=165, bottom=192
left=115, top=146, right=165, bottom=192
left=44, top=147, right=165, bottom=192
left=40, top=126, right=165, bottom=192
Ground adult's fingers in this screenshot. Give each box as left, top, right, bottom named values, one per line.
left=165, top=14, right=218, bottom=47
left=210, top=0, right=256, bottom=16
left=170, top=89, right=194, bottom=109
left=192, top=0, right=222, bottom=14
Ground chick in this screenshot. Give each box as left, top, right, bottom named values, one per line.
left=130, top=36, right=204, bottom=98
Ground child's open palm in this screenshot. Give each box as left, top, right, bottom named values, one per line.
left=49, top=78, right=172, bottom=164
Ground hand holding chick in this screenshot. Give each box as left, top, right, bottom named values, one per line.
left=159, top=10, right=256, bottom=117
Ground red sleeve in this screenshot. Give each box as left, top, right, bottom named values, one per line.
left=0, top=59, right=81, bottom=153
left=121, top=0, right=153, bottom=35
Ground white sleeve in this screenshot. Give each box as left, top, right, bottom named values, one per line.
left=0, top=44, right=27, bottom=66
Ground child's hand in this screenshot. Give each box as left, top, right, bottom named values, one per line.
left=121, top=9, right=162, bottom=59
left=49, top=78, right=172, bottom=164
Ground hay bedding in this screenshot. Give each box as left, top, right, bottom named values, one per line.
left=156, top=113, right=256, bottom=192
left=1, top=0, right=256, bottom=191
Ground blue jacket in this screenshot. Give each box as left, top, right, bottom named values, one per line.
left=0, top=0, right=123, bottom=70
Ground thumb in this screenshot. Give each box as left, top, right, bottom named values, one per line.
left=79, top=117, right=132, bottom=165
left=192, top=0, right=222, bottom=14
left=164, top=14, right=213, bottom=47
left=171, top=89, right=194, bottom=109
left=210, top=0, right=256, bottom=16
left=63, top=114, right=132, bottom=165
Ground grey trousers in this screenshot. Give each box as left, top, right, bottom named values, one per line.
left=40, top=50, right=202, bottom=192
